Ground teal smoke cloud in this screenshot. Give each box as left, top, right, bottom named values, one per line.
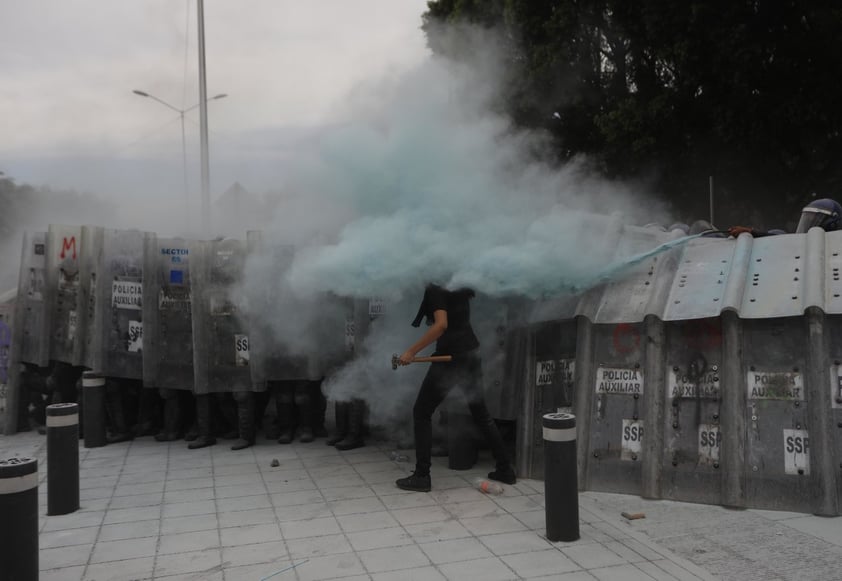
left=271, top=52, right=669, bottom=300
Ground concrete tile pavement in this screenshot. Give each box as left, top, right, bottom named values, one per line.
left=580, top=490, right=842, bottom=581
left=1, top=431, right=727, bottom=580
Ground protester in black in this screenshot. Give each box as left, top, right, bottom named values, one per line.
left=395, top=284, right=516, bottom=492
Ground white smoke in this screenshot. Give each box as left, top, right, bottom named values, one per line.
left=241, top=28, right=671, bottom=428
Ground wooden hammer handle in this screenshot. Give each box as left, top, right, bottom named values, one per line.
left=412, top=356, right=453, bottom=363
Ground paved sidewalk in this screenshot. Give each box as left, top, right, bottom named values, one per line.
left=0, top=431, right=733, bottom=580
left=586, top=491, right=842, bottom=581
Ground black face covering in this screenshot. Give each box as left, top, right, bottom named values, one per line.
left=411, top=284, right=436, bottom=328
left=411, top=292, right=429, bottom=327
left=796, top=209, right=829, bottom=233
left=410, top=285, right=475, bottom=327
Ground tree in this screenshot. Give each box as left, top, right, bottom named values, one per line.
left=423, top=1, right=842, bottom=228
left=0, top=174, right=37, bottom=241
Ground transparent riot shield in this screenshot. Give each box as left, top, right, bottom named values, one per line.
left=191, top=238, right=260, bottom=394
left=46, top=224, right=85, bottom=366
left=81, top=227, right=147, bottom=380
left=142, top=236, right=194, bottom=391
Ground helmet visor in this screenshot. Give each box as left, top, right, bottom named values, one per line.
left=796, top=208, right=831, bottom=233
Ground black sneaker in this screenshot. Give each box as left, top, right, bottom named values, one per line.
left=396, top=472, right=431, bottom=492
left=488, top=466, right=517, bottom=485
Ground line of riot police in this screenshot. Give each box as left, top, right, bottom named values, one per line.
left=3, top=226, right=367, bottom=452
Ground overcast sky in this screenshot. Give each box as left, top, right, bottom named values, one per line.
left=0, top=0, right=430, bottom=200
left=0, top=1, right=674, bottom=313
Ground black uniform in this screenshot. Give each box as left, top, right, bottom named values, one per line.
left=408, top=284, right=511, bottom=479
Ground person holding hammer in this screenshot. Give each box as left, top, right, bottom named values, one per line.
left=395, top=283, right=517, bottom=492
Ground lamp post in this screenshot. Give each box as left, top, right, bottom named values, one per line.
left=197, top=0, right=211, bottom=234
left=132, top=90, right=227, bottom=221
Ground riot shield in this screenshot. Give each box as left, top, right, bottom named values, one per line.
left=191, top=238, right=260, bottom=394
left=244, top=233, right=310, bottom=383
left=3, top=231, right=49, bottom=434
left=310, top=293, right=356, bottom=379
left=0, top=298, right=11, bottom=386
left=0, top=291, right=13, bottom=433
left=45, top=224, right=85, bottom=366
left=472, top=295, right=516, bottom=421
left=142, top=236, right=194, bottom=391
left=15, top=231, right=49, bottom=367
left=81, top=227, right=147, bottom=380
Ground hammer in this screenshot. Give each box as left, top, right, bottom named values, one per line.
left=391, top=353, right=453, bottom=370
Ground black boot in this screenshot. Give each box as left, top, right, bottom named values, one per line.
left=396, top=471, right=431, bottom=492
left=265, top=384, right=281, bottom=439
left=335, top=399, right=365, bottom=451
left=253, top=390, right=271, bottom=438
left=188, top=395, right=216, bottom=449
left=311, top=380, right=328, bottom=438
left=135, top=388, right=160, bottom=437
left=326, top=401, right=349, bottom=446
left=276, top=382, right=296, bottom=444
left=231, top=392, right=255, bottom=450
left=106, top=382, right=134, bottom=444
left=155, top=391, right=182, bottom=442
left=183, top=392, right=198, bottom=441
left=487, top=465, right=517, bottom=485
left=294, top=381, right=314, bottom=443
left=298, top=426, right=314, bottom=443
left=184, top=422, right=199, bottom=441
left=265, top=416, right=281, bottom=440
left=217, top=395, right=239, bottom=439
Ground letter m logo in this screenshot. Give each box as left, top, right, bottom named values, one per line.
left=60, top=236, right=77, bottom=260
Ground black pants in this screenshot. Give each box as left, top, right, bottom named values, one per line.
left=413, top=351, right=510, bottom=476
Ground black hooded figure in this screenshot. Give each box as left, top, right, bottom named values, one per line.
left=395, top=283, right=516, bottom=492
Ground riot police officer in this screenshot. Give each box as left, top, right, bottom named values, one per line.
left=728, top=198, right=842, bottom=237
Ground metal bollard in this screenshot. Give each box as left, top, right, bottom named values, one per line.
left=543, top=412, right=580, bottom=542
left=82, top=371, right=107, bottom=448
left=47, top=402, right=80, bottom=515
left=0, top=457, right=39, bottom=581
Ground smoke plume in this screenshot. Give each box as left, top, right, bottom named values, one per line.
left=243, top=28, right=671, bottom=427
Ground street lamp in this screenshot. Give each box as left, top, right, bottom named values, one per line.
left=132, top=90, right=227, bottom=221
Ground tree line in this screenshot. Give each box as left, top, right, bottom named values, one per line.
left=423, top=1, right=842, bottom=229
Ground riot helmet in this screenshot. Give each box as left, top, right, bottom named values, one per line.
left=796, top=198, right=842, bottom=233
left=689, top=220, right=715, bottom=235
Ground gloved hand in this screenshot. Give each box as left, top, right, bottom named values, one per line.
left=727, top=226, right=753, bottom=237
